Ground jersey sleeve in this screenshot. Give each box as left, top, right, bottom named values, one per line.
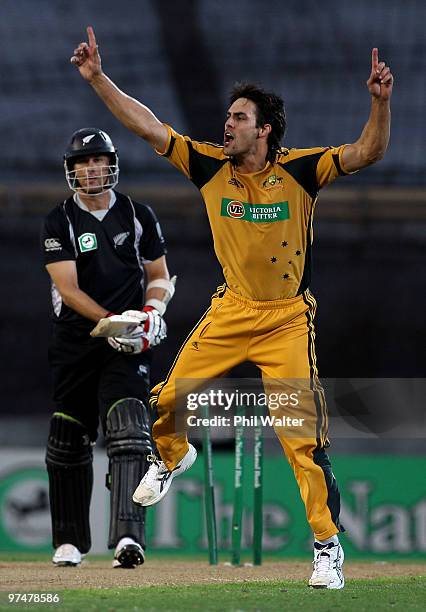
left=316, top=144, right=357, bottom=188
left=136, top=204, right=167, bottom=263
left=41, top=208, right=76, bottom=266
left=156, top=124, right=227, bottom=190
left=279, top=145, right=357, bottom=199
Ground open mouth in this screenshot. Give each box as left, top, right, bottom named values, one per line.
left=224, top=132, right=234, bottom=146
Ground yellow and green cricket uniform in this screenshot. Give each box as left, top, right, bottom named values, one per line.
left=151, top=125, right=354, bottom=538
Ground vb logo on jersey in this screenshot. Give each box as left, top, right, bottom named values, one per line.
left=226, top=200, right=245, bottom=218
left=78, top=232, right=98, bottom=253
left=221, top=198, right=290, bottom=223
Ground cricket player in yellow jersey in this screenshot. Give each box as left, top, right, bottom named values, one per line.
left=71, top=27, right=393, bottom=589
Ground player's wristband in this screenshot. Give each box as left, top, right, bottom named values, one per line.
left=144, top=299, right=166, bottom=316
left=144, top=276, right=176, bottom=316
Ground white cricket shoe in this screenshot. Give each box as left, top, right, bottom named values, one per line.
left=133, top=444, right=197, bottom=507
left=52, top=543, right=82, bottom=567
left=309, top=541, right=345, bottom=589
left=112, top=537, right=145, bottom=569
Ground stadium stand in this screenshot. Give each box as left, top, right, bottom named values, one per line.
left=0, top=0, right=424, bottom=439
left=0, top=0, right=424, bottom=184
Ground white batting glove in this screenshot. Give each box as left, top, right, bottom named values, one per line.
left=122, top=307, right=167, bottom=347
left=110, top=307, right=167, bottom=351
left=107, top=336, right=145, bottom=354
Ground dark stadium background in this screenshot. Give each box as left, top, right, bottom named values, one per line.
left=0, top=0, right=424, bottom=447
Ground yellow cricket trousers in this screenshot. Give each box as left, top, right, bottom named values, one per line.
left=150, top=285, right=343, bottom=539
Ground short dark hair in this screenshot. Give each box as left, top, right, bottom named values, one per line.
left=229, top=82, right=287, bottom=161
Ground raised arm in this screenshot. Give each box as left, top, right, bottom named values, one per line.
left=71, top=26, right=168, bottom=152
left=342, top=48, right=393, bottom=173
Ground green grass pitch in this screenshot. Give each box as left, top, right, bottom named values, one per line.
left=0, top=577, right=424, bottom=611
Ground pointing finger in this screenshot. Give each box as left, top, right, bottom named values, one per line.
left=87, top=25, right=97, bottom=49
left=371, top=47, right=378, bottom=70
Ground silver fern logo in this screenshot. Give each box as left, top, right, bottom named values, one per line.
left=113, top=231, right=130, bottom=248
left=82, top=134, right=96, bottom=145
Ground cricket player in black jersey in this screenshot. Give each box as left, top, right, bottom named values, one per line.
left=41, top=127, right=175, bottom=568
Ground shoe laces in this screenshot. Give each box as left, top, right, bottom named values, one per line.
left=313, top=549, right=331, bottom=576
left=144, top=454, right=170, bottom=486
left=146, top=453, right=159, bottom=464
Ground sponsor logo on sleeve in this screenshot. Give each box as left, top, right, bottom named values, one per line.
left=78, top=232, right=98, bottom=253
left=221, top=198, right=290, bottom=223
left=44, top=238, right=62, bottom=251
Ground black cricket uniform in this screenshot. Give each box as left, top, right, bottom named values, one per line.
left=41, top=190, right=166, bottom=440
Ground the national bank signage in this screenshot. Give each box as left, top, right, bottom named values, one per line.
left=0, top=450, right=424, bottom=558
